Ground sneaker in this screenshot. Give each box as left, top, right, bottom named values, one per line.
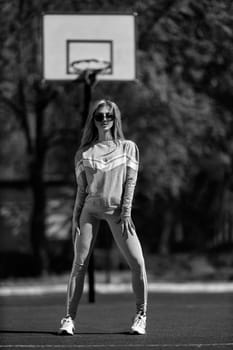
left=130, top=313, right=146, bottom=335
left=58, top=316, right=75, bottom=335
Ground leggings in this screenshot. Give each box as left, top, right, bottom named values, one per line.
left=66, top=205, right=148, bottom=320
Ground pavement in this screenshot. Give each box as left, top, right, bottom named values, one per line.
left=0, top=269, right=233, bottom=349
left=0, top=292, right=233, bottom=349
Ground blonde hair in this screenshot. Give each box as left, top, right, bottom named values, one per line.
left=79, top=99, right=125, bottom=150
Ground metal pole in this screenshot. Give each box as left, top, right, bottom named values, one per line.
left=82, top=72, right=96, bottom=303
left=88, top=253, right=95, bottom=303
left=82, top=77, right=92, bottom=128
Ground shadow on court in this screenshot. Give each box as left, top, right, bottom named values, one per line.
left=0, top=292, right=233, bottom=349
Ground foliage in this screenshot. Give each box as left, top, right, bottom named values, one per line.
left=0, top=0, right=233, bottom=276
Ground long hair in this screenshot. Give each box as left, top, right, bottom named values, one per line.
left=79, top=99, right=125, bottom=150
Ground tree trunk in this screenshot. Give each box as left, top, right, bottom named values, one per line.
left=158, top=209, right=172, bottom=255
left=29, top=105, right=48, bottom=275
left=30, top=162, right=47, bottom=275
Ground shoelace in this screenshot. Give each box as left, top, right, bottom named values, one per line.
left=134, top=314, right=145, bottom=326
left=62, top=318, right=72, bottom=325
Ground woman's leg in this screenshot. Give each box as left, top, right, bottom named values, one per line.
left=106, top=214, right=148, bottom=315
left=66, top=209, right=100, bottom=320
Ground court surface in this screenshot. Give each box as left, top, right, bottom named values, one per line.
left=0, top=291, right=233, bottom=350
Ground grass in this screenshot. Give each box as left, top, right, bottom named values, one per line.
left=1, top=251, right=233, bottom=288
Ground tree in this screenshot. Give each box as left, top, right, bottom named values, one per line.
left=134, top=0, right=233, bottom=252
left=1, top=0, right=233, bottom=272
left=0, top=0, right=83, bottom=274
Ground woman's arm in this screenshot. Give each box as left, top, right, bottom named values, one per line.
left=121, top=166, right=138, bottom=219
left=121, top=141, right=139, bottom=236
left=72, top=156, right=87, bottom=242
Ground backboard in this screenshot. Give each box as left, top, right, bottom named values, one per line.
left=42, top=13, right=137, bottom=81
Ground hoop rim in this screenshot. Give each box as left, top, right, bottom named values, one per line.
left=70, top=59, right=111, bottom=74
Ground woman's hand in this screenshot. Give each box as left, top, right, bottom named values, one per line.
left=121, top=216, right=135, bottom=238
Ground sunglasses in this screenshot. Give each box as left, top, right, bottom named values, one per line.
left=94, top=112, right=115, bottom=122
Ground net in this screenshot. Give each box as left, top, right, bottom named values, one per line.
left=70, top=59, right=111, bottom=75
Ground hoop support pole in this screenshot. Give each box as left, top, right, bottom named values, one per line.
left=81, top=70, right=97, bottom=303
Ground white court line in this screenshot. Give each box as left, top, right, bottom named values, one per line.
left=1, top=282, right=233, bottom=296
left=1, top=344, right=233, bottom=348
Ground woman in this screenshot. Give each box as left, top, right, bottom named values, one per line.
left=59, top=99, right=148, bottom=335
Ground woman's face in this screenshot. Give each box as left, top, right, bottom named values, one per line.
left=93, top=105, right=114, bottom=134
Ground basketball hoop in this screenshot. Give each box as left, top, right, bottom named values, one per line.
left=70, top=59, right=111, bottom=85
left=42, top=14, right=136, bottom=81
left=41, top=13, right=137, bottom=303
